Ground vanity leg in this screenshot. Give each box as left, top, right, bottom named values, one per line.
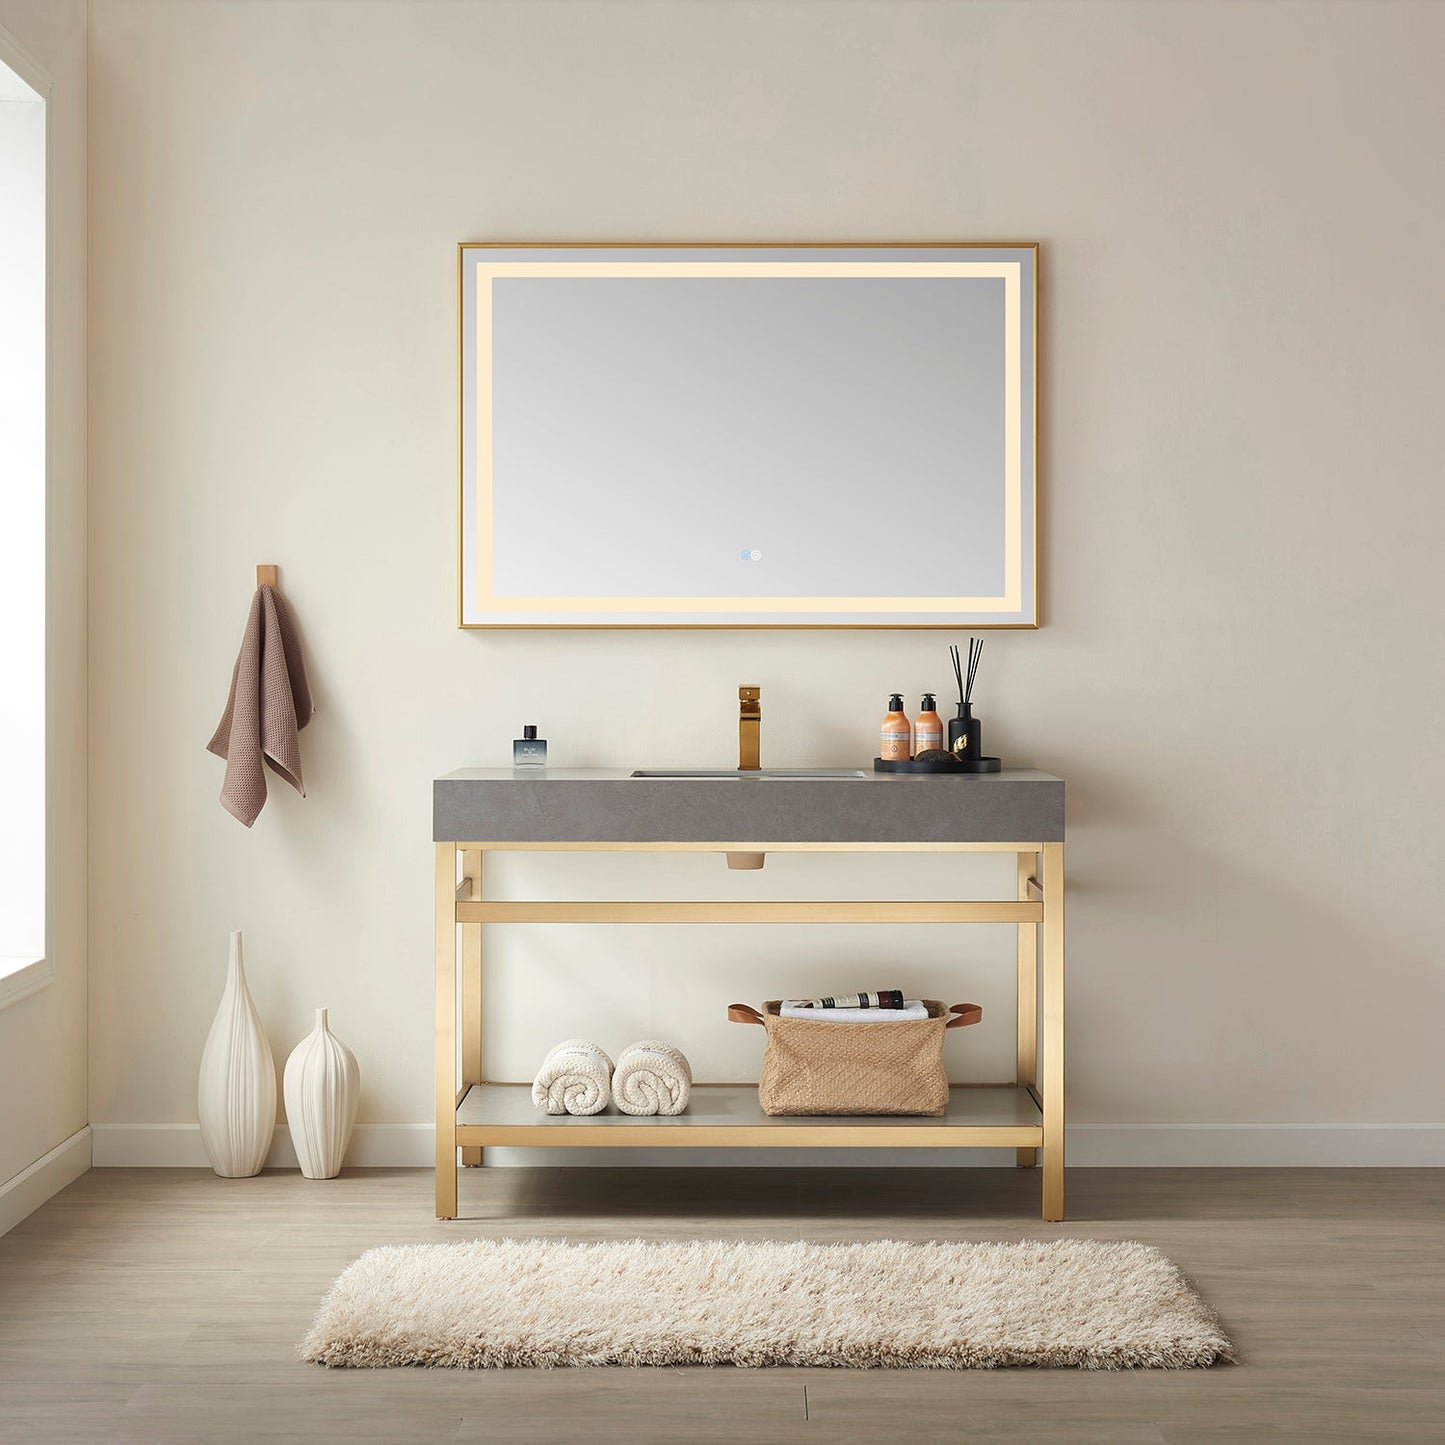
left=1040, top=841, right=1065, bottom=1221
left=1016, top=850, right=1039, bottom=1169
left=435, top=842, right=459, bottom=1220
left=460, top=849, right=484, bottom=1167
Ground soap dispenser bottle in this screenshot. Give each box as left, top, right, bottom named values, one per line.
left=513, top=725, right=547, bottom=769
left=880, top=694, right=911, bottom=761
left=914, top=694, right=943, bottom=756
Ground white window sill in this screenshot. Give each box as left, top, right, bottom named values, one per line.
left=0, top=956, right=51, bottom=1011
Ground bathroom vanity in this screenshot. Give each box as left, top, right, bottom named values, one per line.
left=434, top=767, right=1066, bottom=1219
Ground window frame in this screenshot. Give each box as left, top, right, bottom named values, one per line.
left=0, top=25, right=51, bottom=1012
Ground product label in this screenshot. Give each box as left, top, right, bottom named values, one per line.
left=798, top=991, right=906, bottom=1010
left=881, top=730, right=910, bottom=760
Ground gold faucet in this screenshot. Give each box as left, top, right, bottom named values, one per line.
left=738, top=686, right=761, bottom=771
left=729, top=685, right=766, bottom=868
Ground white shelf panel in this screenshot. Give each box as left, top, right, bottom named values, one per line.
left=457, top=1083, right=1042, bottom=1148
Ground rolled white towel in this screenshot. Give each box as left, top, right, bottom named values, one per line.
left=531, top=1040, right=614, bottom=1116
left=780, top=999, right=930, bottom=1022
left=612, top=1040, right=692, bottom=1117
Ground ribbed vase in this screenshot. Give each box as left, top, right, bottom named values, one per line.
left=283, top=1009, right=361, bottom=1180
left=197, top=930, right=277, bottom=1178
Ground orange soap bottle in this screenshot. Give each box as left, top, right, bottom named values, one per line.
left=914, top=694, right=943, bottom=755
left=880, top=693, right=912, bottom=761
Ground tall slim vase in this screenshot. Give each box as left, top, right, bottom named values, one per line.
left=197, top=930, right=277, bottom=1178
left=283, top=1010, right=361, bottom=1180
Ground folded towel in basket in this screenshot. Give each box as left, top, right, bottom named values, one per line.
left=531, top=1040, right=614, bottom=1116
left=613, top=1041, right=692, bottom=1116
left=780, top=1000, right=930, bottom=1022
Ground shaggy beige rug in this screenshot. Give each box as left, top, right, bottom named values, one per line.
left=300, top=1238, right=1231, bottom=1369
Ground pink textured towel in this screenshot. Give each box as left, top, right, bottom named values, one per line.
left=206, top=584, right=313, bottom=827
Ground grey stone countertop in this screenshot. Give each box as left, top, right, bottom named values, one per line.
left=434, top=767, right=1064, bottom=844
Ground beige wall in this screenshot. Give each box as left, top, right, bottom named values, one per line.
left=0, top=0, right=87, bottom=1188
left=87, top=0, right=1445, bottom=1163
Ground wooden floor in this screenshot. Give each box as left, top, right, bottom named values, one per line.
left=1, top=1166, right=1442, bottom=1442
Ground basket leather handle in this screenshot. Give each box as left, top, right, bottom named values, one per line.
left=728, top=1003, right=766, bottom=1026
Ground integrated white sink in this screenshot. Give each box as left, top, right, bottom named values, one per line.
left=630, top=768, right=870, bottom=780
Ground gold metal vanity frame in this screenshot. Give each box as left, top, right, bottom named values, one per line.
left=434, top=838, right=1065, bottom=1221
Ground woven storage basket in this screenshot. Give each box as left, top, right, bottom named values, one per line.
left=727, top=999, right=982, bottom=1116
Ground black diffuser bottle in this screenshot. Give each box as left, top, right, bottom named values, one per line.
left=948, top=702, right=982, bottom=761
left=948, top=639, right=985, bottom=760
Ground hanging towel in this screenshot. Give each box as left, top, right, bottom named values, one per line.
left=780, top=999, right=930, bottom=1022
left=613, top=1041, right=692, bottom=1116
left=206, top=584, right=313, bottom=827
left=531, top=1040, right=614, bottom=1116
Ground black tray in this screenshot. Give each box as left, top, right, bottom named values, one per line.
left=874, top=756, right=1002, bottom=775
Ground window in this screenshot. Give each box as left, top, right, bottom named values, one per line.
left=0, top=42, right=46, bottom=1006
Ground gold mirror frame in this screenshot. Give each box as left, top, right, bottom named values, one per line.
left=458, top=242, right=1039, bottom=629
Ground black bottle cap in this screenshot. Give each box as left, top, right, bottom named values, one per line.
left=921, top=693, right=936, bottom=710
left=888, top=694, right=904, bottom=711
left=523, top=725, right=537, bottom=740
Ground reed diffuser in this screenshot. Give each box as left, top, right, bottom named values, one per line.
left=948, top=639, right=984, bottom=761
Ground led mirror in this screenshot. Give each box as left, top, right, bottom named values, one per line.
left=459, top=243, right=1037, bottom=628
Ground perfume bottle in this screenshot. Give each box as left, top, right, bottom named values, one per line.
left=512, top=725, right=547, bottom=769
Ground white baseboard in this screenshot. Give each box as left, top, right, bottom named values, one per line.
left=0, top=1126, right=92, bottom=1236
left=88, top=1121, right=1445, bottom=1169
left=90, top=1123, right=434, bottom=1169
left=1067, top=1123, right=1445, bottom=1167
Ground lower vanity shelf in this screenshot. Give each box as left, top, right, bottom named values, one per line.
left=457, top=1083, right=1044, bottom=1150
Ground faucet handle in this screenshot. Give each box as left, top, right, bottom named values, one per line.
left=739, top=685, right=761, bottom=714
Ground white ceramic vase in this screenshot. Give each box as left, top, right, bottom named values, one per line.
left=283, top=1009, right=360, bottom=1180
left=197, top=930, right=277, bottom=1178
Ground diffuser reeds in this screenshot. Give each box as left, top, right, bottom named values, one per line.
left=949, top=638, right=983, bottom=711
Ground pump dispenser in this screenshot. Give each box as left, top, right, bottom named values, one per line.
left=914, top=694, right=943, bottom=755
left=880, top=694, right=911, bottom=762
